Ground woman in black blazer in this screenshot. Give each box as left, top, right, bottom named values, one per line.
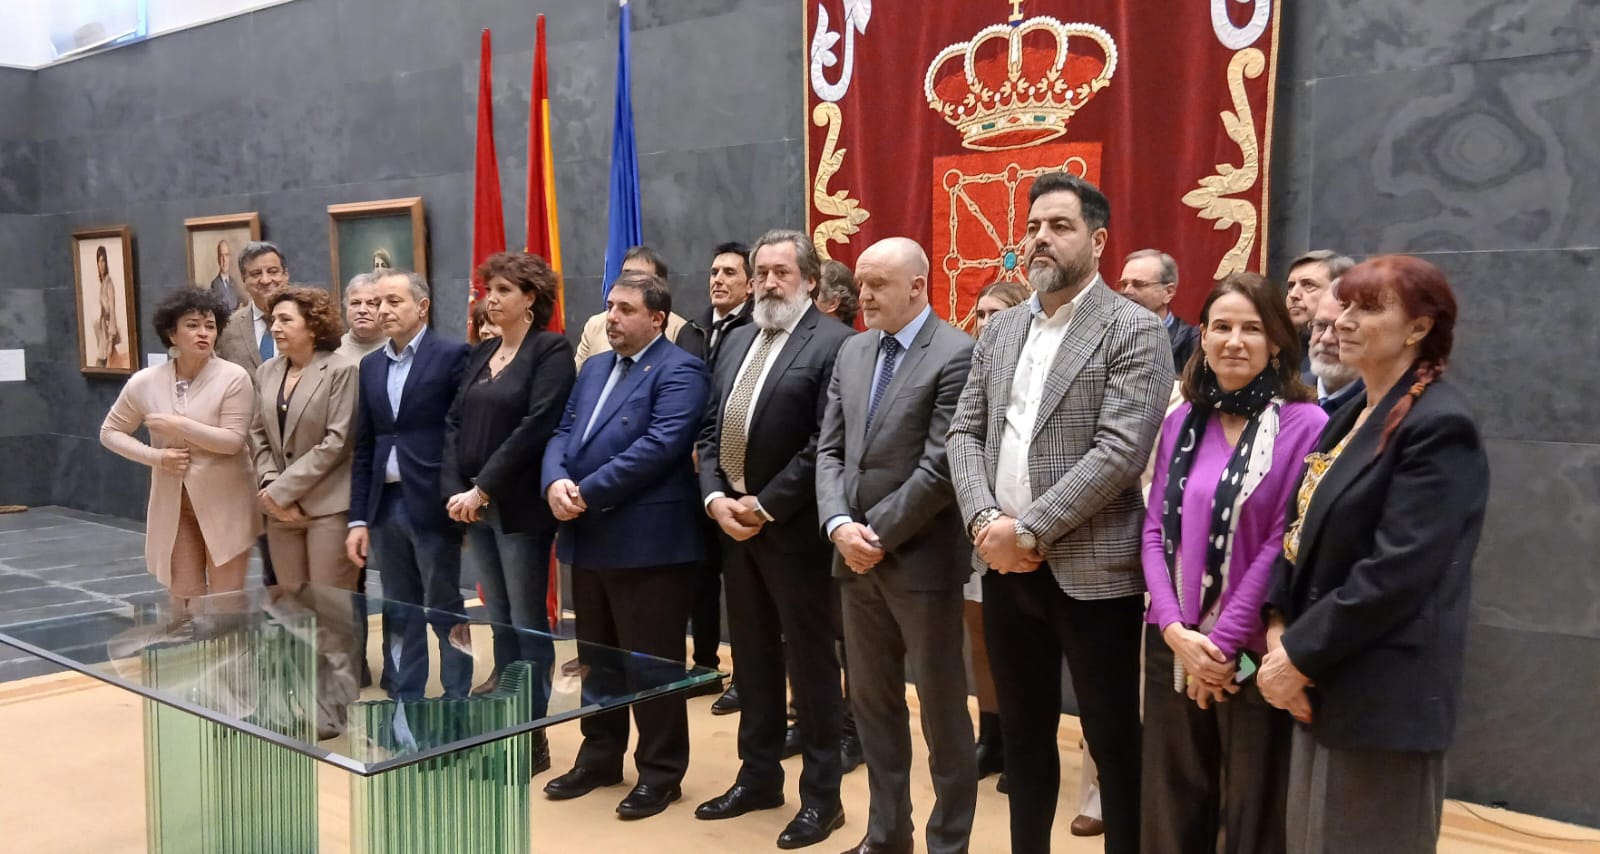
left=1258, top=255, right=1489, bottom=853
left=442, top=252, right=575, bottom=720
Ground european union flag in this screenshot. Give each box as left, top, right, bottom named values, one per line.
left=602, top=0, right=642, bottom=299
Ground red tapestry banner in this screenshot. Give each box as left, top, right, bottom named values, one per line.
left=804, top=0, right=1282, bottom=327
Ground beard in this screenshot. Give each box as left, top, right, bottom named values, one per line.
left=1028, top=245, right=1096, bottom=294
left=753, top=287, right=812, bottom=331
left=1309, top=352, right=1360, bottom=390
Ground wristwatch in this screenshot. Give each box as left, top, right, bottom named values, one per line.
left=1015, top=523, right=1037, bottom=554
left=473, top=485, right=491, bottom=507
left=967, top=508, right=1002, bottom=542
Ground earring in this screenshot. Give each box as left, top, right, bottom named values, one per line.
left=1270, top=355, right=1280, bottom=370
left=525, top=307, right=534, bottom=324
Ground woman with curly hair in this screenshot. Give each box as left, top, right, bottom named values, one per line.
left=101, top=287, right=259, bottom=604
left=248, top=286, right=361, bottom=592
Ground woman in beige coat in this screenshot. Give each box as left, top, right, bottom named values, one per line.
left=249, top=286, right=360, bottom=591
left=101, top=288, right=260, bottom=601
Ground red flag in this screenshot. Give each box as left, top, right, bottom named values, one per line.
left=469, top=28, right=506, bottom=335
left=526, top=14, right=565, bottom=334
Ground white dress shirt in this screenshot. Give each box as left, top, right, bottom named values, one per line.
left=995, top=284, right=1094, bottom=519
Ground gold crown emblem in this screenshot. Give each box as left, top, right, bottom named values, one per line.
left=924, top=17, right=1118, bottom=152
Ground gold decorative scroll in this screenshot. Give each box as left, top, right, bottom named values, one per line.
left=811, top=102, right=870, bottom=260
left=1181, top=47, right=1265, bottom=279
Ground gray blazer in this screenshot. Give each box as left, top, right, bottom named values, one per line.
left=947, top=278, right=1173, bottom=599
left=218, top=303, right=264, bottom=375
left=816, top=313, right=974, bottom=591
left=249, top=350, right=359, bottom=519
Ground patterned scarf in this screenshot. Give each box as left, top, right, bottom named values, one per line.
left=1160, top=366, right=1282, bottom=687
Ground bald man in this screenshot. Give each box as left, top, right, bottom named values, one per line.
left=816, top=238, right=978, bottom=854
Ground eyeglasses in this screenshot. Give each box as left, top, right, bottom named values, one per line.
left=245, top=267, right=286, bottom=281
left=1117, top=278, right=1167, bottom=291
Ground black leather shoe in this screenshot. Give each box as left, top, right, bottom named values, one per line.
left=542, top=765, right=623, bottom=800
left=531, top=732, right=551, bottom=776
left=838, top=834, right=913, bottom=854
left=710, top=684, right=741, bottom=715
left=839, top=733, right=864, bottom=774
left=995, top=772, right=1009, bottom=795
left=975, top=711, right=1005, bottom=779
left=615, top=782, right=681, bottom=819
left=782, top=722, right=804, bottom=759
left=777, top=802, right=846, bottom=849
left=694, top=783, right=786, bottom=820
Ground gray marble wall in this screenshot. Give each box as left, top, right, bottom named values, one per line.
left=1269, top=2, right=1600, bottom=827
left=2, top=0, right=1597, bottom=828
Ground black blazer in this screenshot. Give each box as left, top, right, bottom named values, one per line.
left=677, top=300, right=754, bottom=371
left=441, top=331, right=576, bottom=534
left=350, top=329, right=472, bottom=532
left=1265, top=373, right=1488, bottom=753
left=698, top=304, right=855, bottom=544
left=1168, top=315, right=1199, bottom=374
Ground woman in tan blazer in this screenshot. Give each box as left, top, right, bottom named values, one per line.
left=249, top=286, right=360, bottom=591
left=101, top=288, right=260, bottom=602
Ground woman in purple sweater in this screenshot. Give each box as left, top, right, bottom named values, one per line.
left=1140, top=272, right=1326, bottom=853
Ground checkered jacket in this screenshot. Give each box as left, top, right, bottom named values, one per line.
left=948, top=279, right=1174, bottom=599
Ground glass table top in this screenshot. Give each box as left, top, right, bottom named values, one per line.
left=0, top=584, right=718, bottom=776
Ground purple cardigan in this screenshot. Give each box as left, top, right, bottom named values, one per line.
left=1142, top=401, right=1327, bottom=657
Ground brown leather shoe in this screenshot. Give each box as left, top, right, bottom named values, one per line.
left=838, top=833, right=912, bottom=854
left=1069, top=814, right=1105, bottom=837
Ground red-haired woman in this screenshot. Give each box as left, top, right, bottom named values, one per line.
left=1259, top=255, right=1489, bottom=853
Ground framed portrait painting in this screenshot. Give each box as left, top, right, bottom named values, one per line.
left=184, top=212, right=261, bottom=315
left=328, top=197, right=427, bottom=301
left=72, top=225, right=138, bottom=377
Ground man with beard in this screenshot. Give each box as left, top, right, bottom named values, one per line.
left=1308, top=278, right=1365, bottom=414
left=948, top=173, right=1173, bottom=854
left=694, top=229, right=856, bottom=850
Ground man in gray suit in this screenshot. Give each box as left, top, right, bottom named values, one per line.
left=817, top=237, right=976, bottom=854
left=209, top=240, right=241, bottom=314
left=948, top=173, right=1172, bottom=854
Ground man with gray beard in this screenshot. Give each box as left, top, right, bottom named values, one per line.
left=948, top=173, right=1172, bottom=854
left=1309, top=278, right=1365, bottom=414
left=695, top=230, right=856, bottom=850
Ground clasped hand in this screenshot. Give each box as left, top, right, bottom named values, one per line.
left=831, top=522, right=883, bottom=573
left=1162, top=624, right=1239, bottom=709
left=709, top=496, right=767, bottom=541
left=1258, top=624, right=1315, bottom=723
left=446, top=489, right=486, bottom=524
left=546, top=479, right=587, bottom=521
left=258, top=487, right=307, bottom=523
left=974, top=515, right=1044, bottom=574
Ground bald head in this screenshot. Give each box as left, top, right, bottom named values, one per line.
left=855, top=237, right=930, bottom=334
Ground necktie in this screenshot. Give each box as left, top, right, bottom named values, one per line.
left=865, top=334, right=903, bottom=431
left=721, top=329, right=780, bottom=486
left=583, top=356, right=635, bottom=442
left=259, top=326, right=274, bottom=361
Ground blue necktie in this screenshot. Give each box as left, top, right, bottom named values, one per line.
left=865, top=335, right=902, bottom=431
left=259, top=326, right=274, bottom=361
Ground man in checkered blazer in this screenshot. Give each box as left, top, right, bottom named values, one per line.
left=947, top=173, right=1173, bottom=854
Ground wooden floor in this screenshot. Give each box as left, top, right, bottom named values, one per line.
left=0, top=654, right=1596, bottom=854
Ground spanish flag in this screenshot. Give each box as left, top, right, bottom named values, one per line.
left=526, top=14, right=565, bottom=334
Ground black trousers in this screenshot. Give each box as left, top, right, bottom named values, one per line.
left=982, top=569, right=1143, bottom=854
left=723, top=532, right=843, bottom=809
left=572, top=562, right=696, bottom=787
left=689, top=516, right=724, bottom=669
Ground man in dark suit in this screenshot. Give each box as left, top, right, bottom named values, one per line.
left=208, top=240, right=241, bottom=314
left=676, top=241, right=755, bottom=696
left=539, top=271, right=712, bottom=820
left=816, top=237, right=977, bottom=854
left=948, top=174, right=1173, bottom=854
left=1114, top=248, right=1198, bottom=372
left=1308, top=280, right=1365, bottom=413
left=694, top=229, right=855, bottom=850
left=345, top=270, right=473, bottom=700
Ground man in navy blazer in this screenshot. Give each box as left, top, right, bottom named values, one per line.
left=539, top=271, right=712, bottom=820
left=345, top=270, right=473, bottom=700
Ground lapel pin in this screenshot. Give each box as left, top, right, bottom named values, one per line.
left=643, top=365, right=652, bottom=373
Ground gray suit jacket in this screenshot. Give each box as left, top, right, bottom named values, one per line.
left=816, top=313, right=974, bottom=591
left=218, top=304, right=264, bottom=376
left=249, top=351, right=359, bottom=519
left=947, top=278, right=1173, bottom=599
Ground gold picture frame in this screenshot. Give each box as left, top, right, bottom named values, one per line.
left=327, top=196, right=427, bottom=303
left=71, top=225, right=139, bottom=377
left=183, top=212, right=261, bottom=315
